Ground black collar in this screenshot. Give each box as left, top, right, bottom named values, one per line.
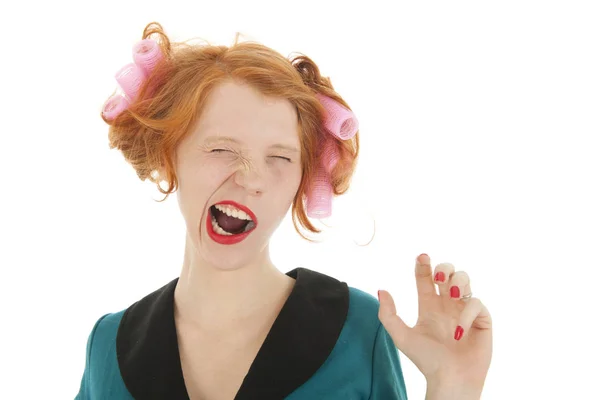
left=116, top=267, right=349, bottom=399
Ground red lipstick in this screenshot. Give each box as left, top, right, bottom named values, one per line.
left=206, top=200, right=258, bottom=245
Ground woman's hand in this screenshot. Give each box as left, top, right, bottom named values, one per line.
left=377, top=254, right=493, bottom=398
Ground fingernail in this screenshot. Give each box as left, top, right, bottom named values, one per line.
left=454, top=325, right=464, bottom=341
left=450, top=286, right=460, bottom=298
left=378, top=290, right=381, bottom=301
left=434, top=272, right=445, bottom=283
left=417, top=253, right=429, bottom=263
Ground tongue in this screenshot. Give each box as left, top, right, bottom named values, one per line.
left=214, top=208, right=249, bottom=234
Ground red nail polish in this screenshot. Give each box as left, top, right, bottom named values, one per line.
left=454, top=325, right=464, bottom=341
left=450, top=286, right=460, bottom=298
left=434, top=272, right=445, bottom=282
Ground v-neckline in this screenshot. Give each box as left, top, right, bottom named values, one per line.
left=116, top=267, right=350, bottom=400
left=174, top=275, right=297, bottom=399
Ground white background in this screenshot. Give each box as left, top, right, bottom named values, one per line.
left=1, top=1, right=598, bottom=399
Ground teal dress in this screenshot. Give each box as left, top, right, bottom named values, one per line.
left=75, top=268, right=408, bottom=399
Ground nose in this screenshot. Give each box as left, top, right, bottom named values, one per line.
left=234, top=159, right=267, bottom=195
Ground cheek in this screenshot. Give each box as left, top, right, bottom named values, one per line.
left=270, top=160, right=301, bottom=178
left=178, top=163, right=227, bottom=216
left=273, top=164, right=303, bottom=199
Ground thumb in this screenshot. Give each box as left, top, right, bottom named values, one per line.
left=378, top=290, right=412, bottom=350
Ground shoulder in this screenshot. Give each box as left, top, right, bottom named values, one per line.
left=85, top=310, right=126, bottom=359
left=348, top=286, right=380, bottom=312
left=78, top=280, right=178, bottom=399
left=347, top=285, right=382, bottom=329
left=90, top=278, right=179, bottom=348
left=84, top=278, right=177, bottom=357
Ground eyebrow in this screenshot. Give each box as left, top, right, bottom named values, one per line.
left=203, top=136, right=300, bottom=153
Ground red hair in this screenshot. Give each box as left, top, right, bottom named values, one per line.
left=103, top=22, right=360, bottom=241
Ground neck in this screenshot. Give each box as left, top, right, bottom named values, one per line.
left=173, top=237, right=294, bottom=335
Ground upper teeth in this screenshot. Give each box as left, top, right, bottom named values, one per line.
left=215, top=204, right=253, bottom=221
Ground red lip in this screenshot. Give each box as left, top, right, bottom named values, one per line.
left=205, top=200, right=258, bottom=245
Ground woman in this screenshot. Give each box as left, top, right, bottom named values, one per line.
left=76, top=22, right=492, bottom=399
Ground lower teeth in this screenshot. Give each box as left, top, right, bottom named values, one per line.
left=211, top=215, right=255, bottom=236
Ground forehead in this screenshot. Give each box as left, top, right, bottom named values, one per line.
left=193, top=80, right=300, bottom=146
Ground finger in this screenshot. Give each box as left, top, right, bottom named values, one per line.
left=454, top=297, right=493, bottom=341
left=447, top=270, right=471, bottom=300
left=415, top=254, right=436, bottom=308
left=378, top=289, right=413, bottom=350
left=433, top=262, right=455, bottom=297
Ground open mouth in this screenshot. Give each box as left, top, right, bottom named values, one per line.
left=208, top=202, right=257, bottom=237
left=206, top=202, right=257, bottom=245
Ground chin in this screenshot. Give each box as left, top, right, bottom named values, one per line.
left=197, top=223, right=271, bottom=269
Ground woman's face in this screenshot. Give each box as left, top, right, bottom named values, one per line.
left=173, top=80, right=303, bottom=269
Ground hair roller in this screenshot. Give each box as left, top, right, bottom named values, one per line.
left=133, top=39, right=163, bottom=75
left=102, top=94, right=130, bottom=120
left=315, top=93, right=359, bottom=140
left=115, top=63, right=147, bottom=101
left=306, top=165, right=333, bottom=218
left=320, top=137, right=340, bottom=173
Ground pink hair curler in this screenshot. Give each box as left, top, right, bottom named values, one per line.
left=305, top=130, right=340, bottom=218
left=132, top=39, right=163, bottom=75
left=115, top=63, right=147, bottom=102
left=305, top=94, right=355, bottom=219
left=321, top=137, right=340, bottom=173
left=102, top=39, right=162, bottom=121
left=102, top=94, right=130, bottom=120
left=315, top=93, right=359, bottom=140
left=306, top=165, right=333, bottom=218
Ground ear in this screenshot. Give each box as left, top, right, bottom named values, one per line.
left=152, top=166, right=168, bottom=182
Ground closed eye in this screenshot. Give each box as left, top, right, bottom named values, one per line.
left=272, top=156, right=292, bottom=162
left=212, top=149, right=290, bottom=162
